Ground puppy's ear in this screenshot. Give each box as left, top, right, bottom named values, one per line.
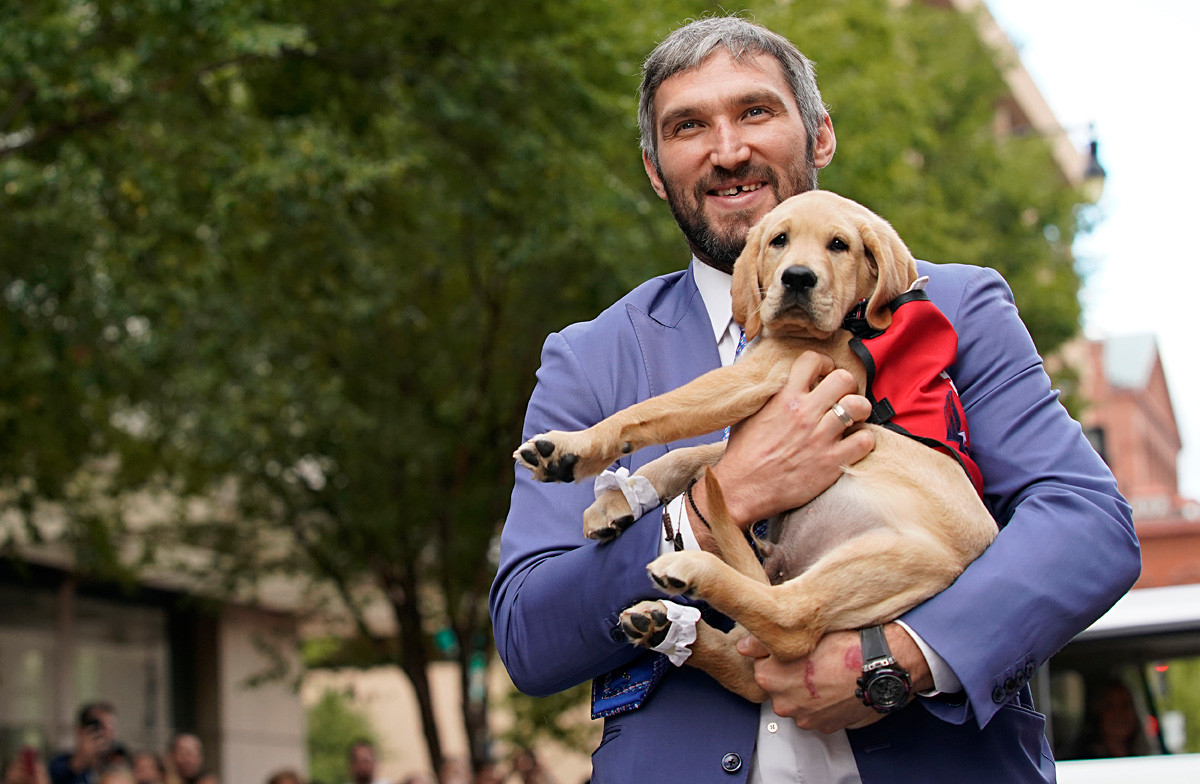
left=731, top=218, right=768, bottom=340
left=860, top=214, right=918, bottom=330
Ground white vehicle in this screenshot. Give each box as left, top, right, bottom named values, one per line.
left=1037, top=583, right=1200, bottom=783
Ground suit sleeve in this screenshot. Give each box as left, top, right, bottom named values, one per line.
left=489, top=330, right=670, bottom=697
left=901, top=265, right=1141, bottom=728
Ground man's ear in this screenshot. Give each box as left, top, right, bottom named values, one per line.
left=643, top=150, right=668, bottom=200
left=813, top=115, right=837, bottom=170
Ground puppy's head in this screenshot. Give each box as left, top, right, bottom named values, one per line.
left=731, top=191, right=917, bottom=340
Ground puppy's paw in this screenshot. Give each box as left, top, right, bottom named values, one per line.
left=513, top=431, right=582, bottom=483
left=514, top=430, right=619, bottom=483
left=647, top=550, right=716, bottom=597
left=620, top=600, right=673, bottom=648
left=582, top=490, right=636, bottom=541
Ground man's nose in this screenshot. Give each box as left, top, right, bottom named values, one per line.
left=709, top=120, right=751, bottom=169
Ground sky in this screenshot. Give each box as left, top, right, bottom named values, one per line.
left=982, top=0, right=1200, bottom=498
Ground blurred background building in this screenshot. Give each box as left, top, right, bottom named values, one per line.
left=1065, top=334, right=1200, bottom=586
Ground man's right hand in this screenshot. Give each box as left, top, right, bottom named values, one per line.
left=694, top=351, right=874, bottom=536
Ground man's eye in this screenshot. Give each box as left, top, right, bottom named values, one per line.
left=770, top=233, right=788, bottom=248
left=828, top=237, right=849, bottom=252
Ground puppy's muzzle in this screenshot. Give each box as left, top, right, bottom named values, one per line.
left=781, top=265, right=818, bottom=293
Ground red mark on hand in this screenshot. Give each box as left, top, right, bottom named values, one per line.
left=845, top=645, right=863, bottom=671
left=804, top=658, right=820, bottom=699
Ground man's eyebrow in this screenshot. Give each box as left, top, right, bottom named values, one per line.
left=657, top=89, right=790, bottom=136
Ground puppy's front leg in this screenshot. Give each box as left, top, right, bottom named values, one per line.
left=583, top=443, right=726, bottom=541
left=515, top=347, right=790, bottom=483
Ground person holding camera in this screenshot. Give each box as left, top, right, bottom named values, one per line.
left=48, top=702, right=129, bottom=784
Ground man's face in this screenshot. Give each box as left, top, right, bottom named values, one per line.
left=644, top=50, right=835, bottom=272
left=349, top=745, right=375, bottom=782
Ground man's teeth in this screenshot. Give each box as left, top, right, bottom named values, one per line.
left=713, top=183, right=764, bottom=197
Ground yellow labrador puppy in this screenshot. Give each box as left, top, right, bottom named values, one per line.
left=514, top=190, right=996, bottom=701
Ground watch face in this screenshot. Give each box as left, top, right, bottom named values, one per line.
left=867, top=672, right=909, bottom=707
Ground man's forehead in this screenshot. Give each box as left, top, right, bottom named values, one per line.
left=653, top=50, right=793, bottom=115
left=659, top=49, right=787, bottom=89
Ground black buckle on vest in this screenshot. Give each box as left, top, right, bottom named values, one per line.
left=842, top=299, right=872, bottom=337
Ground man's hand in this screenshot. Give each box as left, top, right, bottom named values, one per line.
left=736, top=624, right=934, bottom=733
left=691, top=351, right=874, bottom=533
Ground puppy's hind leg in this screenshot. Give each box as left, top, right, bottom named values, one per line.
left=620, top=600, right=765, bottom=703
left=737, top=531, right=964, bottom=658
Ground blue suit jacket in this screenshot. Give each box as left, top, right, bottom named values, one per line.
left=490, top=261, right=1140, bottom=783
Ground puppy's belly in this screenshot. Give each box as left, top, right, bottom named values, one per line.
left=761, top=474, right=886, bottom=584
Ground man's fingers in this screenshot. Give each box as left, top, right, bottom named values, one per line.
left=784, top=351, right=837, bottom=393
left=827, top=393, right=871, bottom=426
left=736, top=633, right=770, bottom=659
left=837, top=428, right=876, bottom=463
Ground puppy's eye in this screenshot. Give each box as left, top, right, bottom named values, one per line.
left=769, top=233, right=788, bottom=248
left=828, top=237, right=849, bottom=252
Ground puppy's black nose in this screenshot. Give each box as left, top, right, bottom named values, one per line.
left=781, top=265, right=818, bottom=292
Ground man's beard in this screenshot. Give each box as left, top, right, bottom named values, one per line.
left=660, top=149, right=818, bottom=273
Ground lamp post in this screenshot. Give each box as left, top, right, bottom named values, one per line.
left=1015, top=121, right=1106, bottom=203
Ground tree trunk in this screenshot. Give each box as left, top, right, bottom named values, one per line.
left=384, top=568, right=445, bottom=777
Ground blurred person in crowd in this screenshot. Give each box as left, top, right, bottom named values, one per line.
left=343, top=740, right=386, bottom=784
left=3, top=747, right=50, bottom=784
left=436, top=758, right=469, bottom=784
left=97, top=767, right=134, bottom=784
left=1070, top=678, right=1153, bottom=759
left=511, top=750, right=554, bottom=784
left=472, top=761, right=501, bottom=784
left=130, top=752, right=165, bottom=784
left=165, top=735, right=212, bottom=784
left=49, top=702, right=129, bottom=784
left=265, top=770, right=303, bottom=784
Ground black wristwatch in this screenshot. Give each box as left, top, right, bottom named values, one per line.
left=855, top=625, right=912, bottom=713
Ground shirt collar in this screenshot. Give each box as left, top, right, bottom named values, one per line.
left=691, top=257, right=734, bottom=343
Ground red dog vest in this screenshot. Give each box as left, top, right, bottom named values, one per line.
left=843, top=288, right=984, bottom=497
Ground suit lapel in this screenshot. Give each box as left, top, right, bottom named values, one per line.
left=626, top=265, right=725, bottom=450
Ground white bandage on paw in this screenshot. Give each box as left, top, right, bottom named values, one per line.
left=647, top=600, right=702, bottom=666
left=594, top=467, right=660, bottom=520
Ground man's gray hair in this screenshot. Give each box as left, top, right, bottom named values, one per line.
left=638, top=16, right=828, bottom=167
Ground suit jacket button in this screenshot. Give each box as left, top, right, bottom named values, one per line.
left=609, top=626, right=625, bottom=642
left=992, top=686, right=1006, bottom=703
left=1005, top=677, right=1017, bottom=694
left=721, top=753, right=742, bottom=773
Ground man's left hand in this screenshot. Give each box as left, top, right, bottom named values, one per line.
left=736, top=624, right=934, bottom=733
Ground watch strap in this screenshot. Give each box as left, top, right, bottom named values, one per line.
left=860, top=624, right=892, bottom=667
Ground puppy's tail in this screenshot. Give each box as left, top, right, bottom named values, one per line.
left=700, top=468, right=771, bottom=586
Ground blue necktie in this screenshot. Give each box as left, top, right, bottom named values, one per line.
left=723, top=325, right=746, bottom=440
left=723, top=326, right=771, bottom=549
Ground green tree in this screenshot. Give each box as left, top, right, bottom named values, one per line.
left=1, top=0, right=1093, bottom=773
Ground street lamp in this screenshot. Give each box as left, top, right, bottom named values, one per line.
left=1080, top=132, right=1107, bottom=203
left=1015, top=121, right=1106, bottom=202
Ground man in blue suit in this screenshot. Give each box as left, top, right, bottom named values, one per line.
left=490, top=16, right=1140, bottom=783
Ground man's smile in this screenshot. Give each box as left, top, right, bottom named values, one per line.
left=710, top=181, right=767, bottom=197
